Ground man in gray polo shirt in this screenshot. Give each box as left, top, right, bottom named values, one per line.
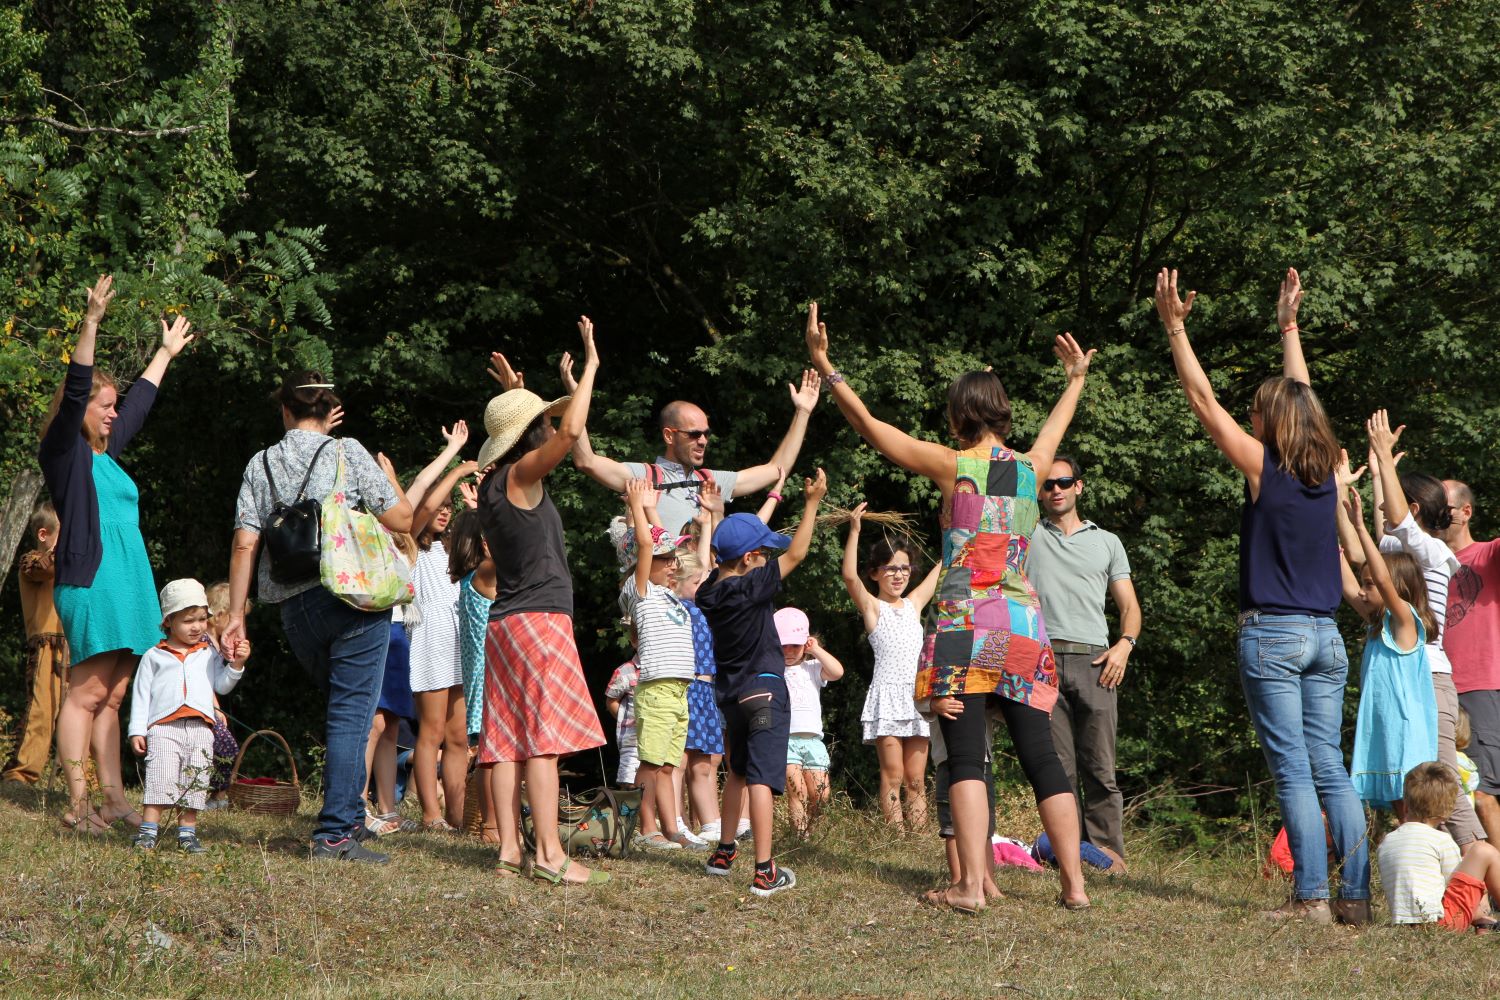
left=1029, top=455, right=1141, bottom=864
left=570, top=373, right=822, bottom=533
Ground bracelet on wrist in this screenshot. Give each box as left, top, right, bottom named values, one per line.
left=766, top=491, right=783, bottom=502
left=825, top=370, right=845, bottom=385
left=1121, top=635, right=1137, bottom=648
left=1280, top=323, right=1299, bottom=336
left=1167, top=326, right=1186, bottom=338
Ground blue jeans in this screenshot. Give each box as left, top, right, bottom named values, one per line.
left=280, top=587, right=391, bottom=844
left=1238, top=613, right=1370, bottom=900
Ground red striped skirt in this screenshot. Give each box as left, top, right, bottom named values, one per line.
left=478, top=612, right=604, bottom=764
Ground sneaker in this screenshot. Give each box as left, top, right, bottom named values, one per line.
left=631, top=832, right=683, bottom=851
left=131, top=830, right=158, bottom=851
left=750, top=862, right=796, bottom=897
left=1263, top=898, right=1332, bottom=925
left=1332, top=898, right=1372, bottom=927
left=311, top=836, right=390, bottom=864
left=704, top=844, right=737, bottom=876
left=672, top=830, right=712, bottom=852
left=177, top=831, right=207, bottom=854
left=735, top=818, right=752, bottom=841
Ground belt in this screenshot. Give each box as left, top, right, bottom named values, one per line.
left=1052, top=640, right=1104, bottom=654
left=694, top=674, right=714, bottom=684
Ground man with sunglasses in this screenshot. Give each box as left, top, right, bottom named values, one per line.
left=1027, top=455, right=1141, bottom=867
left=571, top=373, right=822, bottom=534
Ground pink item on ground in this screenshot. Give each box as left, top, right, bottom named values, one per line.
left=993, top=837, right=1044, bottom=871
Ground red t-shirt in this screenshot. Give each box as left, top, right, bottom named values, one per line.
left=1446, top=539, right=1500, bottom=693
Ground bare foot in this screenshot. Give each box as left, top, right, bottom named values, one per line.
left=922, top=886, right=984, bottom=915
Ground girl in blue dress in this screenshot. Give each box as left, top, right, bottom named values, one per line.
left=1339, top=488, right=1439, bottom=810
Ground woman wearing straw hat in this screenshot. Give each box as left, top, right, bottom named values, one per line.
left=477, top=316, right=609, bottom=886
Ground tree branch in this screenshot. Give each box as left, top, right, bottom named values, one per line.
left=1, top=116, right=206, bottom=138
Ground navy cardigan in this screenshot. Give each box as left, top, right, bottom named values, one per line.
left=37, top=361, right=158, bottom=588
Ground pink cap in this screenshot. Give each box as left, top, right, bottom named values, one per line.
left=773, top=607, right=809, bottom=646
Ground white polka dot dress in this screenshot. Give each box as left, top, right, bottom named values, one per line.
left=861, top=598, right=931, bottom=743
left=407, top=541, right=463, bottom=692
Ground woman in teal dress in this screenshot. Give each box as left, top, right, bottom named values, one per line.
left=38, top=275, right=194, bottom=832
left=808, top=301, right=1096, bottom=915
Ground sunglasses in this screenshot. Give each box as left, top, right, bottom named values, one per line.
left=667, top=427, right=711, bottom=441
left=1042, top=477, right=1079, bottom=492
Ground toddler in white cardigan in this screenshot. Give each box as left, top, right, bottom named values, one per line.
left=128, top=579, right=248, bottom=852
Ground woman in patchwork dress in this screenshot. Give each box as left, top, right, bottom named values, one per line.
left=809, top=302, right=1094, bottom=915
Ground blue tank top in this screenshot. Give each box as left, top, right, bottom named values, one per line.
left=1239, top=446, right=1341, bottom=617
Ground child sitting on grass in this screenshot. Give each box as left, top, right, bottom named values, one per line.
left=129, top=580, right=248, bottom=853
left=773, top=608, right=844, bottom=838
left=1378, top=761, right=1500, bottom=931
left=696, top=469, right=827, bottom=897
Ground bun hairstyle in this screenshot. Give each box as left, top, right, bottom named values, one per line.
left=1401, top=472, right=1454, bottom=534
left=276, top=370, right=340, bottom=422
left=946, top=370, right=1012, bottom=446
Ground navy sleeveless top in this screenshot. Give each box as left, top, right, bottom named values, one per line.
left=1239, top=446, right=1341, bottom=617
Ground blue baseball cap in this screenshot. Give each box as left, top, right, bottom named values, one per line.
left=711, top=513, right=791, bottom=561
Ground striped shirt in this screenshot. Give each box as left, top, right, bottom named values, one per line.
left=620, top=581, right=696, bottom=683
left=1378, top=821, right=1460, bottom=923
left=1380, top=513, right=1460, bottom=674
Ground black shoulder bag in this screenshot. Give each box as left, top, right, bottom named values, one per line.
left=261, top=439, right=333, bottom=584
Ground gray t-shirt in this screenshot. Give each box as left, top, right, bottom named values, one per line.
left=621, top=457, right=739, bottom=536
left=235, top=429, right=398, bottom=604
left=1027, top=519, right=1131, bottom=648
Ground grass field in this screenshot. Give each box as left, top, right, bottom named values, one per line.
left=1, top=779, right=1496, bottom=999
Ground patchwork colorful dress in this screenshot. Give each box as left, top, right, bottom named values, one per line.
left=914, top=447, right=1059, bottom=713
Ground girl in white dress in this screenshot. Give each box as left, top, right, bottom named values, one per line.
left=842, top=503, right=941, bottom=831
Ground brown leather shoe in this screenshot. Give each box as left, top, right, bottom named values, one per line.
left=1332, top=898, right=1372, bottom=926
left=1263, top=898, right=1333, bottom=925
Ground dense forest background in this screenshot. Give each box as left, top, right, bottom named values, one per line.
left=4, top=1, right=1499, bottom=840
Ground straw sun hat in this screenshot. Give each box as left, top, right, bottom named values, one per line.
left=476, top=389, right=570, bottom=470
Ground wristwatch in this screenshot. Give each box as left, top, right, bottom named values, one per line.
left=1120, top=635, right=1137, bottom=648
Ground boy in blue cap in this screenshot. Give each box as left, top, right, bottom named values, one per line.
left=695, top=469, right=827, bottom=896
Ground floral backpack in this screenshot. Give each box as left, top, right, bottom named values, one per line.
left=319, top=443, right=415, bottom=611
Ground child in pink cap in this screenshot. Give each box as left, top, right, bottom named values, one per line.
left=775, top=607, right=844, bottom=838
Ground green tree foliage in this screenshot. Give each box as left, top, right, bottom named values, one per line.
left=5, top=1, right=1500, bottom=832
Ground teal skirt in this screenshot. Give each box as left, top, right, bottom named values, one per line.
left=54, top=453, right=160, bottom=665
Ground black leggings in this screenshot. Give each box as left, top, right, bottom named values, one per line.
left=938, top=693, right=1073, bottom=802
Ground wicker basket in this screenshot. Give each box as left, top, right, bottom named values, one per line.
left=227, top=729, right=302, bottom=815
left=463, top=767, right=484, bottom=835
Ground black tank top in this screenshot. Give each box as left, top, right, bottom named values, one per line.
left=478, top=464, right=574, bottom=619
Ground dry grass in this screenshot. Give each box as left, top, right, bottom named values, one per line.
left=1, top=779, right=1497, bottom=999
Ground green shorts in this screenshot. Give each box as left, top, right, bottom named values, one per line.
left=635, top=678, right=690, bottom=766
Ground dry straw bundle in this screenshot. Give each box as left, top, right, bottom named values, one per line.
left=813, top=505, right=933, bottom=561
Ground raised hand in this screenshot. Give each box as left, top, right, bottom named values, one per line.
left=1053, top=332, right=1096, bottom=380
left=698, top=476, right=724, bottom=516
left=1277, top=267, right=1303, bottom=331
left=376, top=451, right=401, bottom=487
left=487, top=352, right=524, bottom=391
left=805, top=301, right=830, bottom=365
left=324, top=405, right=345, bottom=433
left=1344, top=486, right=1365, bottom=525
left=804, top=467, right=828, bottom=505
left=442, top=420, right=470, bottom=451
left=1154, top=268, right=1196, bottom=330
left=1335, top=449, right=1367, bottom=491
left=789, top=369, right=822, bottom=413
left=1367, top=409, right=1405, bottom=459
left=85, top=274, right=116, bottom=324
left=160, top=314, right=195, bottom=356
left=624, top=477, right=652, bottom=508
left=458, top=480, right=478, bottom=509
left=578, top=315, right=599, bottom=369
left=559, top=351, right=579, bottom=393
left=848, top=500, right=867, bottom=532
